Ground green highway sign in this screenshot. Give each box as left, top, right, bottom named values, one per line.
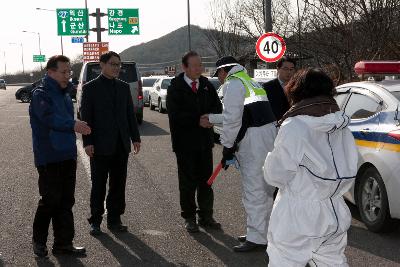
left=57, top=8, right=89, bottom=36
left=108, top=8, right=140, bottom=35
left=33, top=55, right=46, bottom=62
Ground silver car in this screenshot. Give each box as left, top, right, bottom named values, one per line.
left=149, top=77, right=173, bottom=113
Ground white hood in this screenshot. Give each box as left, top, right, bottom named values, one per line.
left=284, top=111, right=350, bottom=133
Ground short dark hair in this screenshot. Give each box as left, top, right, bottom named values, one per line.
left=286, top=68, right=336, bottom=105
left=276, top=56, right=296, bottom=68
left=182, top=51, right=200, bottom=67
left=46, top=55, right=70, bottom=70
left=99, top=51, right=121, bottom=63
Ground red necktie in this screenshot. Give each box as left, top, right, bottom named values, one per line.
left=191, top=81, right=197, bottom=93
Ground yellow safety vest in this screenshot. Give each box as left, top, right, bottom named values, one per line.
left=226, top=71, right=269, bottom=105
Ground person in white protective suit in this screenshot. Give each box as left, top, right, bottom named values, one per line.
left=213, top=56, right=277, bottom=252
left=264, top=68, right=358, bottom=267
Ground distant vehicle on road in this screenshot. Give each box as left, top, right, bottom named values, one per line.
left=149, top=77, right=173, bottom=113
left=142, top=76, right=162, bottom=106
left=76, top=61, right=144, bottom=124
left=0, top=79, right=6, bottom=90
left=15, top=80, right=42, bottom=103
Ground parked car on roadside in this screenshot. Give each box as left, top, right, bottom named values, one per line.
left=0, top=79, right=6, bottom=90
left=15, top=80, right=42, bottom=103
left=142, top=76, right=162, bottom=106
left=76, top=61, right=144, bottom=124
left=149, top=77, right=172, bottom=113
left=336, top=61, right=400, bottom=233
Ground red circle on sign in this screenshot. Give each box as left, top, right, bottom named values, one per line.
left=256, top=32, right=286, bottom=63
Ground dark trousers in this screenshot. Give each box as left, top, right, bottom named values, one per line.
left=33, top=159, right=77, bottom=247
left=175, top=149, right=214, bottom=220
left=88, top=144, right=129, bottom=226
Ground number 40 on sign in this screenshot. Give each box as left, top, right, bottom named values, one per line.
left=256, top=32, right=286, bottom=63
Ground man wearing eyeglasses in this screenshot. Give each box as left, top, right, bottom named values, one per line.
left=80, top=51, right=141, bottom=236
left=262, top=56, right=296, bottom=121
left=29, top=55, right=91, bottom=257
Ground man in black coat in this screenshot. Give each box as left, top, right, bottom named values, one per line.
left=262, top=56, right=296, bottom=121
left=167, top=51, right=223, bottom=233
left=80, top=51, right=141, bottom=235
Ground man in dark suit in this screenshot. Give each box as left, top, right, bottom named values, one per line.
left=167, top=51, right=223, bottom=233
left=80, top=51, right=141, bottom=235
left=262, top=56, right=296, bottom=121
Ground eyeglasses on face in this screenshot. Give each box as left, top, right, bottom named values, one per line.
left=107, top=62, right=122, bottom=68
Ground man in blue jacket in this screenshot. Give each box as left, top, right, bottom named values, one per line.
left=29, top=55, right=91, bottom=257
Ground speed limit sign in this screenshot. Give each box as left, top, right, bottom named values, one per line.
left=256, top=32, right=286, bottom=63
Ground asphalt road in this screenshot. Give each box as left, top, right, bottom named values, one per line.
left=0, top=85, right=399, bottom=266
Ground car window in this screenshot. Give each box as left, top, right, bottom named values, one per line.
left=86, top=63, right=138, bottom=83
left=344, top=93, right=382, bottom=119
left=86, top=64, right=102, bottom=82
left=161, top=79, right=171, bottom=89
left=390, top=91, right=400, bottom=101
left=208, top=79, right=221, bottom=90
left=335, top=93, right=349, bottom=108
left=142, top=78, right=157, bottom=87
left=119, top=63, right=138, bottom=83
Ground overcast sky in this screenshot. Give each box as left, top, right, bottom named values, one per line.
left=0, top=0, right=215, bottom=74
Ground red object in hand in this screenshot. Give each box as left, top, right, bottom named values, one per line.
left=207, top=162, right=223, bottom=186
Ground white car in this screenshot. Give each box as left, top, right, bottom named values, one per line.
left=149, top=77, right=173, bottom=113
left=336, top=61, right=400, bottom=232
left=142, top=76, right=164, bottom=106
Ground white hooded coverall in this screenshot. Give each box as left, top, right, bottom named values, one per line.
left=221, top=65, right=277, bottom=245
left=264, top=111, right=358, bottom=267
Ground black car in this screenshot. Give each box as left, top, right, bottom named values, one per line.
left=15, top=80, right=42, bottom=103
left=15, top=79, right=77, bottom=103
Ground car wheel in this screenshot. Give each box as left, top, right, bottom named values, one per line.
left=158, top=99, right=165, bottom=113
left=356, top=167, right=395, bottom=232
left=21, top=92, right=31, bottom=103
left=149, top=97, right=155, bottom=110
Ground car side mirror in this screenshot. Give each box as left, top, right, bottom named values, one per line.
left=156, top=86, right=160, bottom=91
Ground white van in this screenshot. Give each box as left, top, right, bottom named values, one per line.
left=76, top=61, right=144, bottom=124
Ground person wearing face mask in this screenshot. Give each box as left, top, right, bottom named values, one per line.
left=80, top=51, right=141, bottom=236
left=167, top=51, right=223, bottom=233
left=29, top=55, right=91, bottom=257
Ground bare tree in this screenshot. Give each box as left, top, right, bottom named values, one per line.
left=205, top=0, right=294, bottom=58
left=298, top=0, right=400, bottom=81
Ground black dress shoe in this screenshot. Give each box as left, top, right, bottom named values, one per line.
left=237, top=235, right=246, bottom=242
left=185, top=218, right=199, bottom=233
left=198, top=217, right=222, bottom=230
left=233, top=241, right=266, bottom=252
left=107, top=222, right=128, bottom=232
left=90, top=224, right=102, bottom=236
left=52, top=245, right=86, bottom=255
left=33, top=241, right=48, bottom=258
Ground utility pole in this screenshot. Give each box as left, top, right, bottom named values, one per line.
left=3, top=51, right=6, bottom=76
left=187, top=0, right=192, bottom=51
left=297, top=0, right=302, bottom=67
left=89, top=8, right=107, bottom=42
left=85, top=0, right=89, bottom=42
left=265, top=0, right=272, bottom=33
